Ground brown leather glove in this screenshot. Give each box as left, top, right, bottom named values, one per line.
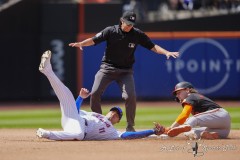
left=153, top=122, right=165, bottom=135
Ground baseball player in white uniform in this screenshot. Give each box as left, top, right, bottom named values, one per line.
left=36, top=50, right=165, bottom=141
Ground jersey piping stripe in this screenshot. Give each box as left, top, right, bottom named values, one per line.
left=193, top=108, right=221, bottom=117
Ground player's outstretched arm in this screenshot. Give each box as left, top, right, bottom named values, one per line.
left=75, top=96, right=83, bottom=114
left=75, top=88, right=91, bottom=113
left=120, top=122, right=165, bottom=139
left=120, top=130, right=156, bottom=139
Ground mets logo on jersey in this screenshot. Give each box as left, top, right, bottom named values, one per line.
left=128, top=43, right=135, bottom=48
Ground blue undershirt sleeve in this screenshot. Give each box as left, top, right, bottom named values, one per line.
left=120, top=130, right=155, bottom=139
left=75, top=96, right=83, bottom=114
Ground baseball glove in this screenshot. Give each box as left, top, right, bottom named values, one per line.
left=153, top=122, right=165, bottom=135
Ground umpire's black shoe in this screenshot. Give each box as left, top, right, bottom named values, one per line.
left=126, top=125, right=136, bottom=132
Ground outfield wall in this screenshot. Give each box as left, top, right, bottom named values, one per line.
left=79, top=32, right=240, bottom=99
left=0, top=1, right=239, bottom=101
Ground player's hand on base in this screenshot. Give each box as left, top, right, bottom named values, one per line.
left=79, top=88, right=91, bottom=99
left=164, top=127, right=170, bottom=134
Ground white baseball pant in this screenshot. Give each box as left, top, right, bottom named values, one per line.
left=41, top=63, right=86, bottom=140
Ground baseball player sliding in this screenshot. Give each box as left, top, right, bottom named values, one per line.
left=36, top=50, right=165, bottom=141
left=165, top=82, right=231, bottom=140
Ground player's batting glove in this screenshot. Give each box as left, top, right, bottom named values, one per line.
left=153, top=122, right=165, bottom=135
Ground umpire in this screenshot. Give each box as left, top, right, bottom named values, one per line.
left=69, top=11, right=179, bottom=131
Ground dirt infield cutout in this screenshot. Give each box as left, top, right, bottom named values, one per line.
left=0, top=129, right=239, bottom=160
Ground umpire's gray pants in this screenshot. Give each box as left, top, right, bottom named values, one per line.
left=90, top=66, right=136, bottom=127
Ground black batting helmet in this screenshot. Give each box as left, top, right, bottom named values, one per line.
left=172, top=82, right=194, bottom=95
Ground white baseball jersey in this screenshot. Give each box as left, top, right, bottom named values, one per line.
left=40, top=57, right=122, bottom=141
left=80, top=110, right=122, bottom=140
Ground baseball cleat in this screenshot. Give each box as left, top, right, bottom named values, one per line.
left=167, top=125, right=191, bottom=137
left=39, top=50, right=52, bottom=71
left=200, top=131, right=219, bottom=140
left=126, top=125, right=136, bottom=132
left=36, top=128, right=49, bottom=138
left=184, top=130, right=198, bottom=140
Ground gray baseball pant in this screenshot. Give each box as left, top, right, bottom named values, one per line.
left=185, top=108, right=231, bottom=138
left=90, top=68, right=136, bottom=127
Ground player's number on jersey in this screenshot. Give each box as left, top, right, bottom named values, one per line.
left=99, top=127, right=105, bottom=133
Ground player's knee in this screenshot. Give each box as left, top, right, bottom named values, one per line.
left=220, top=129, right=230, bottom=139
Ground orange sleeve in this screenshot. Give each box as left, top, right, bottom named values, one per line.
left=175, top=104, right=193, bottom=125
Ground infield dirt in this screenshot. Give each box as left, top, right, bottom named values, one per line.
left=0, top=129, right=239, bottom=160
left=0, top=101, right=239, bottom=160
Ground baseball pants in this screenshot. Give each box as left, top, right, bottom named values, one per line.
left=41, top=63, right=85, bottom=140
left=90, top=68, right=136, bottom=127
left=184, top=108, right=231, bottom=138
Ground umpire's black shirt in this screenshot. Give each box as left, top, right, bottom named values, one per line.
left=92, top=25, right=155, bottom=69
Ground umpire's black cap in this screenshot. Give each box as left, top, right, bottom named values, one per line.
left=172, top=82, right=194, bottom=95
left=121, top=11, right=136, bottom=25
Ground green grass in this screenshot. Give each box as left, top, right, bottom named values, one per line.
left=0, top=107, right=239, bottom=129
left=0, top=109, right=61, bottom=128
